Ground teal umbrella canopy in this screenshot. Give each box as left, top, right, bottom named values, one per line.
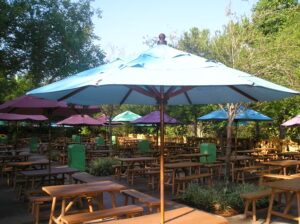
left=27, top=45, right=299, bottom=105
left=112, top=110, right=141, bottom=122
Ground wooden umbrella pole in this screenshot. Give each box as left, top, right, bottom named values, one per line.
left=159, top=86, right=165, bottom=224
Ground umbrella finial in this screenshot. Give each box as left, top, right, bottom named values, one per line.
left=157, top=33, right=167, bottom=45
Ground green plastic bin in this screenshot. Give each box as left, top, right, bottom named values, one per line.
left=0, top=136, right=8, bottom=144
left=137, top=140, right=150, bottom=154
left=29, top=137, right=39, bottom=153
left=72, top=135, right=81, bottom=143
left=68, top=144, right=86, bottom=172
left=199, top=143, right=216, bottom=163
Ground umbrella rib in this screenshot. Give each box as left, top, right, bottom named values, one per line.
left=126, top=85, right=157, bottom=98
left=146, top=86, right=160, bottom=97
left=120, top=89, right=133, bottom=105
left=184, top=92, right=192, bottom=104
left=167, top=86, right=195, bottom=98
left=228, top=86, right=258, bottom=101
left=58, top=86, right=89, bottom=101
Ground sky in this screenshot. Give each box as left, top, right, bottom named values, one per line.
left=92, top=0, right=259, bottom=60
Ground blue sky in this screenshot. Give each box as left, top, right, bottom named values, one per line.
left=92, top=0, right=258, bottom=59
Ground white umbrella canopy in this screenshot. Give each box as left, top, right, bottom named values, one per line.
left=28, top=43, right=299, bottom=224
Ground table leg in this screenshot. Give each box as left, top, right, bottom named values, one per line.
left=60, top=199, right=66, bottom=217
left=231, top=163, right=235, bottom=182
left=283, top=167, right=287, bottom=176
left=297, top=192, right=300, bottom=224
left=109, top=192, right=116, bottom=207
left=93, top=193, right=105, bottom=210
left=49, top=197, right=57, bottom=224
left=266, top=190, right=275, bottom=224
left=284, top=192, right=295, bottom=214
left=171, top=170, right=176, bottom=195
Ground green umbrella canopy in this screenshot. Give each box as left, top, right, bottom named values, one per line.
left=112, top=110, right=141, bottom=122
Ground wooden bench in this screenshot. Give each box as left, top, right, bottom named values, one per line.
left=240, top=189, right=284, bottom=222
left=28, top=195, right=53, bottom=224
left=175, top=173, right=212, bottom=195
left=60, top=205, right=143, bottom=224
left=121, top=189, right=160, bottom=213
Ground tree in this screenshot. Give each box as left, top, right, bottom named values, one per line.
left=0, top=0, right=105, bottom=103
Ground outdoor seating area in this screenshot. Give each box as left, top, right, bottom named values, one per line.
left=1, top=2, right=300, bottom=223
left=1, top=134, right=300, bottom=223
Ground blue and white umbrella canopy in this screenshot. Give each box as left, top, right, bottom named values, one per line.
left=28, top=45, right=299, bottom=105
left=198, top=106, right=272, bottom=121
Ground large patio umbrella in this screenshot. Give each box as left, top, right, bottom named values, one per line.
left=131, top=111, right=180, bottom=124
left=0, top=95, right=100, bottom=116
left=0, top=113, right=48, bottom=148
left=112, top=110, right=141, bottom=122
left=281, top=115, right=300, bottom=127
left=198, top=106, right=272, bottom=149
left=57, top=114, right=104, bottom=144
left=27, top=43, right=299, bottom=223
left=0, top=113, right=48, bottom=121
left=56, top=114, right=103, bottom=126
left=131, top=110, right=180, bottom=146
left=0, top=95, right=101, bottom=180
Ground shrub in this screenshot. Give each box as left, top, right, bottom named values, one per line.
left=178, top=183, right=269, bottom=214
left=89, top=158, right=120, bottom=176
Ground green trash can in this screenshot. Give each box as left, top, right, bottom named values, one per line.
left=0, top=136, right=8, bottom=144
left=199, top=143, right=216, bottom=163
left=68, top=144, right=86, bottom=172
left=29, top=137, right=39, bottom=153
left=72, top=135, right=81, bottom=143
left=137, top=140, right=150, bottom=154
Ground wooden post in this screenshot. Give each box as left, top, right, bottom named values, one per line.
left=159, top=86, right=165, bottom=224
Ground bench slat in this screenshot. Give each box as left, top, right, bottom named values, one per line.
left=61, top=205, right=143, bottom=224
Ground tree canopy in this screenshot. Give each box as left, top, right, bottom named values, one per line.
left=0, top=0, right=105, bottom=102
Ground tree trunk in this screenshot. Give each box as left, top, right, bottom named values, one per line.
left=225, top=118, right=233, bottom=182
left=194, top=116, right=198, bottom=137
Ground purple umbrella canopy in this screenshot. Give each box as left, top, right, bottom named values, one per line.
left=0, top=95, right=100, bottom=116
left=56, top=114, right=103, bottom=126
left=281, top=115, right=300, bottom=127
left=131, top=111, right=180, bottom=124
left=0, top=113, right=48, bottom=121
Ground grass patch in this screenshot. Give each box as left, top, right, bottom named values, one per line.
left=177, top=183, right=268, bottom=216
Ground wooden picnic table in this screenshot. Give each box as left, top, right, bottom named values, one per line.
left=20, top=167, right=79, bottom=189
left=235, top=149, right=261, bottom=155
left=117, top=157, right=157, bottom=183
left=117, top=157, right=157, bottom=168
left=43, top=180, right=127, bottom=224
left=106, top=206, right=228, bottom=224
left=172, top=153, right=210, bottom=162
left=262, top=160, right=300, bottom=175
left=217, top=156, right=252, bottom=181
left=7, top=159, right=49, bottom=168
left=278, top=151, right=300, bottom=159
left=164, top=162, right=205, bottom=195
left=265, top=178, right=300, bottom=224
left=0, top=153, right=30, bottom=163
